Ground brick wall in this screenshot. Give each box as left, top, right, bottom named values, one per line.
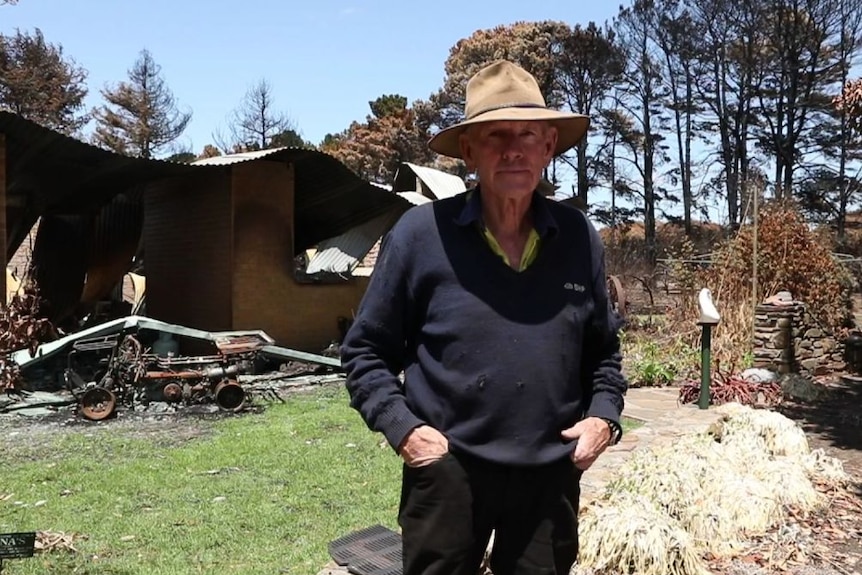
left=230, top=161, right=369, bottom=352
left=144, top=170, right=233, bottom=333
left=6, top=217, right=35, bottom=302
left=7, top=218, right=36, bottom=280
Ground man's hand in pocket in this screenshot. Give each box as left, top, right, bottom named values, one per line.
left=398, top=425, right=449, bottom=467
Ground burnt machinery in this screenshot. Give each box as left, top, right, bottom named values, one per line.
left=63, top=331, right=264, bottom=421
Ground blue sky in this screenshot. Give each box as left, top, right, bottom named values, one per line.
left=1, top=0, right=620, bottom=154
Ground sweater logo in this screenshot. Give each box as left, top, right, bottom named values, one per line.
left=564, top=282, right=585, bottom=292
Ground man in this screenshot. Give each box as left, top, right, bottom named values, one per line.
left=340, top=60, right=627, bottom=575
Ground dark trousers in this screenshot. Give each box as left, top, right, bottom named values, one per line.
left=398, top=451, right=582, bottom=575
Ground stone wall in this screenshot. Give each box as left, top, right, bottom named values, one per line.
left=753, top=301, right=845, bottom=375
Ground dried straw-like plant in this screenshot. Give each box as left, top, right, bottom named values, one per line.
left=577, top=404, right=847, bottom=574
left=576, top=495, right=709, bottom=575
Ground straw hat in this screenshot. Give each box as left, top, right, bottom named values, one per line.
left=428, top=60, right=590, bottom=159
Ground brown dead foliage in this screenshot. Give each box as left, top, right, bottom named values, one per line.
left=0, top=285, right=54, bottom=391
left=609, top=202, right=856, bottom=387
left=835, top=77, right=862, bottom=137
left=601, top=220, right=726, bottom=279
left=707, top=482, right=862, bottom=574
left=35, top=530, right=87, bottom=554
left=679, top=371, right=783, bottom=408
left=663, top=201, right=855, bottom=369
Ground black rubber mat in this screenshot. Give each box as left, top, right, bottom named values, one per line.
left=347, top=553, right=401, bottom=575
left=328, top=524, right=402, bottom=575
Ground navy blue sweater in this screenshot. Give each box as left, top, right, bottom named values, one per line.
left=341, top=190, right=627, bottom=466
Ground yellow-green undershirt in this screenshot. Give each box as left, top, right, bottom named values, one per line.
left=466, top=190, right=541, bottom=271
left=482, top=227, right=541, bottom=272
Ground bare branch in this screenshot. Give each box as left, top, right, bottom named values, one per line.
left=225, top=78, right=295, bottom=151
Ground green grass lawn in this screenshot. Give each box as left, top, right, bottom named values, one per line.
left=0, top=386, right=402, bottom=575
left=1, top=385, right=645, bottom=574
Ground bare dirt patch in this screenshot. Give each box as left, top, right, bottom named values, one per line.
left=0, top=398, right=233, bottom=464
left=776, top=375, right=862, bottom=574
left=0, top=370, right=343, bottom=458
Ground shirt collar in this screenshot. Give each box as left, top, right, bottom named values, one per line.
left=454, top=186, right=559, bottom=238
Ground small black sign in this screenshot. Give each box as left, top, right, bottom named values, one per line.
left=0, top=532, right=36, bottom=559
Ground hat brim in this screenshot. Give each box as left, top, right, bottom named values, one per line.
left=427, top=108, right=590, bottom=159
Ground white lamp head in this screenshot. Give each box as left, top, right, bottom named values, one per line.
left=698, top=288, right=721, bottom=325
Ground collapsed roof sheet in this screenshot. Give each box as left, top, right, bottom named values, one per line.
left=305, top=208, right=405, bottom=274
left=394, top=162, right=466, bottom=200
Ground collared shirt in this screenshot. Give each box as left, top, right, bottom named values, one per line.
left=457, top=189, right=557, bottom=271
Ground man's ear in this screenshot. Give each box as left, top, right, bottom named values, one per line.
left=459, top=131, right=474, bottom=169
left=545, top=125, right=559, bottom=161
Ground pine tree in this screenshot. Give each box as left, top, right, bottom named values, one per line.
left=0, top=28, right=88, bottom=133
left=93, top=49, right=191, bottom=158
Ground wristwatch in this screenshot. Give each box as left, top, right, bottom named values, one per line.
left=601, top=418, right=623, bottom=445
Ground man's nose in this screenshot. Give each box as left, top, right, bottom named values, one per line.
left=501, top=135, right=524, bottom=159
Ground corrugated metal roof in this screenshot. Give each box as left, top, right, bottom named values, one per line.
left=78, top=189, right=144, bottom=307
left=394, top=162, right=466, bottom=200
left=346, top=192, right=428, bottom=273
left=397, top=191, right=432, bottom=206
left=0, top=111, right=193, bottom=257
left=191, top=148, right=286, bottom=166
left=198, top=147, right=408, bottom=249
left=1, top=113, right=408, bottom=254
left=246, top=147, right=405, bottom=250
left=305, top=207, right=405, bottom=274
left=0, top=112, right=409, bottom=323
left=29, top=188, right=145, bottom=324
left=0, top=112, right=408, bottom=255
left=30, top=213, right=89, bottom=323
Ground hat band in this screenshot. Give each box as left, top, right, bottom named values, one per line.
left=467, top=102, right=548, bottom=121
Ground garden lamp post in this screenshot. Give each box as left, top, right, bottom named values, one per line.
left=697, top=288, right=721, bottom=410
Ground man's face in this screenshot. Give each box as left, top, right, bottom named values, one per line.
left=459, top=120, right=557, bottom=199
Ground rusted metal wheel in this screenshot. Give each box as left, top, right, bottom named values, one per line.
left=162, top=382, right=183, bottom=403
left=80, top=387, right=117, bottom=421
left=214, top=380, right=245, bottom=411
left=607, top=274, right=627, bottom=318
